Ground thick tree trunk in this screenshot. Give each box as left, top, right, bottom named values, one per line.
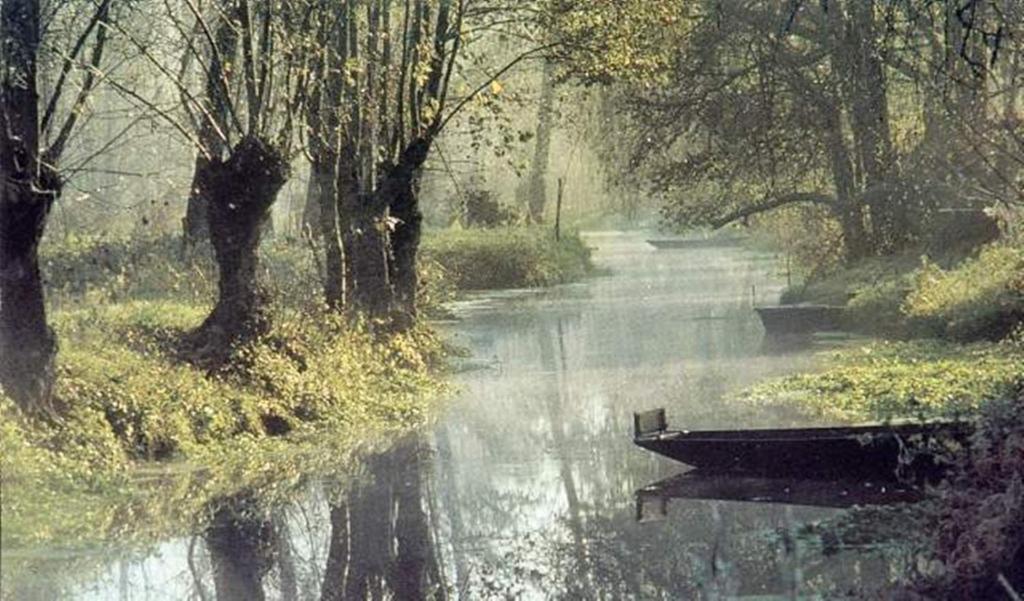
left=377, top=138, right=431, bottom=326
left=189, top=136, right=288, bottom=361
left=389, top=173, right=422, bottom=323
left=823, top=104, right=869, bottom=261
left=846, top=0, right=903, bottom=252
left=0, top=174, right=59, bottom=411
left=345, top=201, right=393, bottom=319
left=182, top=153, right=212, bottom=250
left=0, top=0, right=58, bottom=412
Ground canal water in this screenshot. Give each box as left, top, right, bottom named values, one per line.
left=12, top=232, right=911, bottom=599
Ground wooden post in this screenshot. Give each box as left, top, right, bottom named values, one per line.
left=555, top=177, right=563, bottom=241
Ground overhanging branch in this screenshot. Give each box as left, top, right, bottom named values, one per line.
left=709, top=192, right=835, bottom=228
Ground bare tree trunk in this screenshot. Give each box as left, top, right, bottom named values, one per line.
left=183, top=154, right=212, bottom=249
left=189, top=137, right=288, bottom=362
left=346, top=201, right=393, bottom=319
left=380, top=138, right=430, bottom=325
left=0, top=174, right=59, bottom=411
left=0, top=0, right=58, bottom=412
left=823, top=103, right=870, bottom=261
left=526, top=59, right=556, bottom=223
left=846, top=0, right=903, bottom=251
left=311, top=155, right=346, bottom=309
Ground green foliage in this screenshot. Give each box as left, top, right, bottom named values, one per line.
left=40, top=301, right=447, bottom=462
left=0, top=299, right=448, bottom=550
left=543, top=0, right=685, bottom=85
left=40, top=234, right=322, bottom=310
left=904, top=242, right=1024, bottom=341
left=742, top=340, right=1023, bottom=422
left=784, top=237, right=1024, bottom=341
left=421, top=226, right=593, bottom=290
left=749, top=205, right=847, bottom=282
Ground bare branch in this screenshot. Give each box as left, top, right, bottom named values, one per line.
left=40, top=0, right=112, bottom=135
left=433, top=42, right=559, bottom=137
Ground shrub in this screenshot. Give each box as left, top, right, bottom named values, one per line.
left=904, top=242, right=1024, bottom=341
left=32, top=302, right=448, bottom=462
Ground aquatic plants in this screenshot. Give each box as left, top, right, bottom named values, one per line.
left=741, top=339, right=1023, bottom=422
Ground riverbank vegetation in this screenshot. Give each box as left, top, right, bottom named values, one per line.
left=548, top=2, right=1022, bottom=597
left=2, top=0, right=1023, bottom=597
left=1, top=221, right=588, bottom=539
left=422, top=227, right=593, bottom=290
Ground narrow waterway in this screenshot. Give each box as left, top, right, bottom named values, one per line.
left=13, top=231, right=911, bottom=600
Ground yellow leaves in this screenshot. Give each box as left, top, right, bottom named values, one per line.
left=489, top=79, right=503, bottom=95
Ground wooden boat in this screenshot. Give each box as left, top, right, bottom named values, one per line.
left=754, top=304, right=845, bottom=335
left=646, top=237, right=743, bottom=250
left=633, top=409, right=971, bottom=480
left=636, top=471, right=923, bottom=519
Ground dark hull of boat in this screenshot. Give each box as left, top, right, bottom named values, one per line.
left=647, top=238, right=743, bottom=249
left=635, top=422, right=971, bottom=480
left=755, top=305, right=845, bottom=335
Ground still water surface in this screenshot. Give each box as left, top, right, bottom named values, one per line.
left=20, top=232, right=910, bottom=599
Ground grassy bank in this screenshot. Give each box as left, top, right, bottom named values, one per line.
left=749, top=235, right=1024, bottom=598
left=1, top=226, right=592, bottom=552
left=0, top=301, right=448, bottom=542
left=782, top=237, right=1024, bottom=341
left=421, top=226, right=593, bottom=290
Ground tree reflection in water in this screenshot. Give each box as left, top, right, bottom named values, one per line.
left=321, top=436, right=447, bottom=601
left=204, top=493, right=280, bottom=601
left=192, top=435, right=446, bottom=601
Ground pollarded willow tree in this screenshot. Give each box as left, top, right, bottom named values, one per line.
left=111, top=0, right=315, bottom=362
left=1, top=0, right=115, bottom=411
left=302, top=0, right=551, bottom=323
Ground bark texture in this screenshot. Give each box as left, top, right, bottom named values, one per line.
left=383, top=138, right=430, bottom=324
left=0, top=0, right=58, bottom=411
left=189, top=136, right=288, bottom=360
left=0, top=169, right=59, bottom=411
